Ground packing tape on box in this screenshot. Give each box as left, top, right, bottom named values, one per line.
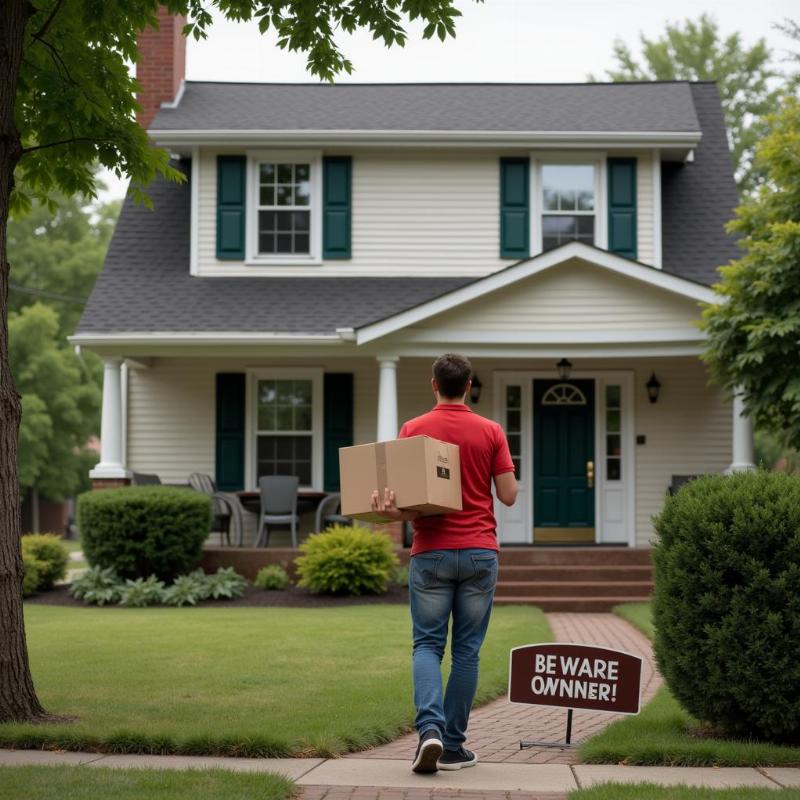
left=375, top=440, right=388, bottom=494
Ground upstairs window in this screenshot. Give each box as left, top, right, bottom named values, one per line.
left=257, top=162, right=312, bottom=256
left=541, top=164, right=596, bottom=252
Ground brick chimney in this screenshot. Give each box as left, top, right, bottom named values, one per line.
left=136, top=7, right=187, bottom=129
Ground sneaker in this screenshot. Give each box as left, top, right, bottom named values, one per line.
left=411, top=729, right=444, bottom=774
left=437, top=746, right=478, bottom=770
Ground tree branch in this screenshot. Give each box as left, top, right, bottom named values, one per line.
left=32, top=0, right=66, bottom=41
left=21, top=136, right=110, bottom=154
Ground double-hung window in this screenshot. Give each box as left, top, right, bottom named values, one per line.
left=248, top=151, right=321, bottom=263
left=541, top=163, right=596, bottom=252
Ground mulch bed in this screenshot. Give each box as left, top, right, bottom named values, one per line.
left=26, top=582, right=409, bottom=609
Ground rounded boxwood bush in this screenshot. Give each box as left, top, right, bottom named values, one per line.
left=653, top=470, right=800, bottom=742
left=78, top=486, right=213, bottom=581
left=22, top=552, right=44, bottom=597
left=295, top=524, right=399, bottom=596
left=21, top=534, right=69, bottom=590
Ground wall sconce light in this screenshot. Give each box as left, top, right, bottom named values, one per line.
left=646, top=372, right=661, bottom=404
left=556, top=358, right=573, bottom=380
left=470, top=373, right=483, bottom=404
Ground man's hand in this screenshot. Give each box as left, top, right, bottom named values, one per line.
left=370, top=487, right=421, bottom=522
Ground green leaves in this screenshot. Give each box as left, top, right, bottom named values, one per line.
left=702, top=96, right=800, bottom=451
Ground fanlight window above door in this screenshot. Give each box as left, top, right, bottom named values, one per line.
left=541, top=383, right=587, bottom=406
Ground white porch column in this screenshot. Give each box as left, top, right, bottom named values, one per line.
left=376, top=356, right=399, bottom=441
left=728, top=388, right=755, bottom=472
left=89, top=358, right=131, bottom=479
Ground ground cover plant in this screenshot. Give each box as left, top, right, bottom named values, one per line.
left=254, top=565, right=290, bottom=590
left=5, top=604, right=549, bottom=756
left=0, top=765, right=293, bottom=800
left=579, top=602, right=800, bottom=767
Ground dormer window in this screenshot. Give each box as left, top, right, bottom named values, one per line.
left=246, top=149, right=322, bottom=264
left=541, top=164, right=596, bottom=251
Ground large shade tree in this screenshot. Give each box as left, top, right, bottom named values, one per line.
left=1, top=0, right=467, bottom=722
left=702, top=96, right=800, bottom=451
left=591, top=14, right=782, bottom=194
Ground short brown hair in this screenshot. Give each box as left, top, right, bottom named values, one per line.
left=432, top=353, right=472, bottom=399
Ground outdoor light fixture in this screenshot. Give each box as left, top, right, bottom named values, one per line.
left=556, top=358, right=573, bottom=380
left=646, top=372, right=661, bottom=404
left=470, top=373, right=483, bottom=404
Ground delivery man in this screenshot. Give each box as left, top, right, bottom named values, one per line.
left=371, top=353, right=518, bottom=774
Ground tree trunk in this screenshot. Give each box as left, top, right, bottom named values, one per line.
left=0, top=0, right=47, bottom=722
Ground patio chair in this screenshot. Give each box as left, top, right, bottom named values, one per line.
left=188, top=472, right=244, bottom=547
left=132, top=472, right=162, bottom=486
left=667, top=474, right=701, bottom=496
left=255, top=475, right=300, bottom=548
left=314, top=492, right=353, bottom=532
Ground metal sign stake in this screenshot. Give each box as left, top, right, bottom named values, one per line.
left=520, top=708, right=574, bottom=750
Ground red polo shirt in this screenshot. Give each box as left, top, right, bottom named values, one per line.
left=398, top=403, right=515, bottom=555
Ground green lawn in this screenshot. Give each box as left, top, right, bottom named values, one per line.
left=0, top=765, right=293, bottom=800
left=579, top=603, right=800, bottom=767
left=570, top=785, right=800, bottom=800
left=5, top=604, right=549, bottom=757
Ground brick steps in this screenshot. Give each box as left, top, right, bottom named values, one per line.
left=494, top=595, right=652, bottom=612
left=494, top=547, right=654, bottom=611
left=495, top=580, right=653, bottom=598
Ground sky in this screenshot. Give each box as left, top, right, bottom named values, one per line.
left=99, top=0, right=797, bottom=201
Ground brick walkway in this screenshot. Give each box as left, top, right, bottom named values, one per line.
left=348, top=613, right=661, bottom=766
left=300, top=787, right=567, bottom=800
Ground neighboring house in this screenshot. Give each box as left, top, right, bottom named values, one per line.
left=71, top=10, right=754, bottom=549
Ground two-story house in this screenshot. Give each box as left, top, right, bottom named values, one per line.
left=73, top=11, right=754, bottom=552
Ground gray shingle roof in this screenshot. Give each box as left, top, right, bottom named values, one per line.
left=78, top=81, right=739, bottom=337
left=76, top=164, right=471, bottom=335
left=151, top=81, right=700, bottom=133
left=660, top=83, right=741, bottom=283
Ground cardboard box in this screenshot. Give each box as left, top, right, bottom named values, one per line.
left=339, top=435, right=462, bottom=523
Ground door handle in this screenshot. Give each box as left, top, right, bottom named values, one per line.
left=586, top=460, right=594, bottom=489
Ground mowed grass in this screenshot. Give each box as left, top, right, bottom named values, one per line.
left=0, top=765, right=293, bottom=800
left=579, top=603, right=800, bottom=767
left=570, top=785, right=800, bottom=800
left=5, top=604, right=549, bottom=757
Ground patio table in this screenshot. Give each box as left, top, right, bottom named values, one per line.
left=234, top=488, right=328, bottom=515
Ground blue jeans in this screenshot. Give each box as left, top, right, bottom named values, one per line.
left=408, top=547, right=498, bottom=750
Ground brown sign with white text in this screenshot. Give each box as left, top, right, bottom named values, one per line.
left=509, top=643, right=643, bottom=715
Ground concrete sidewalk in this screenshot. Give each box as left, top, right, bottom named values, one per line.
left=2, top=749, right=799, bottom=793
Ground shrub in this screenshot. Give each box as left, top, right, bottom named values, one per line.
left=653, top=470, right=800, bottom=742
left=21, top=534, right=69, bottom=590
left=78, top=486, right=212, bottom=581
left=295, top=525, right=399, bottom=596
left=394, top=565, right=410, bottom=587
left=118, top=576, right=166, bottom=607
left=22, top=552, right=44, bottom=597
left=254, top=565, right=290, bottom=590
left=70, top=567, right=123, bottom=606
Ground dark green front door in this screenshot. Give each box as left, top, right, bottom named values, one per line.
left=533, top=379, right=595, bottom=543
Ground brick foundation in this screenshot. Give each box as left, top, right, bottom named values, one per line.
left=90, top=477, right=132, bottom=490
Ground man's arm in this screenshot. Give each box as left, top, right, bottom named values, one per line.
left=494, top=471, right=518, bottom=507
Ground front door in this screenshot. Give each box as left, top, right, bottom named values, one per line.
left=533, top=379, right=595, bottom=544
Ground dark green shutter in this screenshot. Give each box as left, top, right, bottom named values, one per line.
left=323, top=373, right=354, bottom=491
left=607, top=158, right=637, bottom=260
left=216, top=155, right=246, bottom=260
left=322, top=156, right=352, bottom=259
left=215, top=373, right=245, bottom=491
left=500, top=158, right=529, bottom=259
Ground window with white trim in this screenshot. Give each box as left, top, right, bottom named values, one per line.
left=541, top=164, right=596, bottom=251
left=605, top=384, right=622, bottom=481
left=505, top=385, right=522, bottom=480
left=256, top=162, right=312, bottom=256
left=256, top=379, right=314, bottom=485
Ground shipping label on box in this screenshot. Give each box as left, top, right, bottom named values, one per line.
left=339, top=436, right=462, bottom=522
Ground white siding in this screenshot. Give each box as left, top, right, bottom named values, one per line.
left=411, top=258, right=703, bottom=334
left=195, top=147, right=659, bottom=277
